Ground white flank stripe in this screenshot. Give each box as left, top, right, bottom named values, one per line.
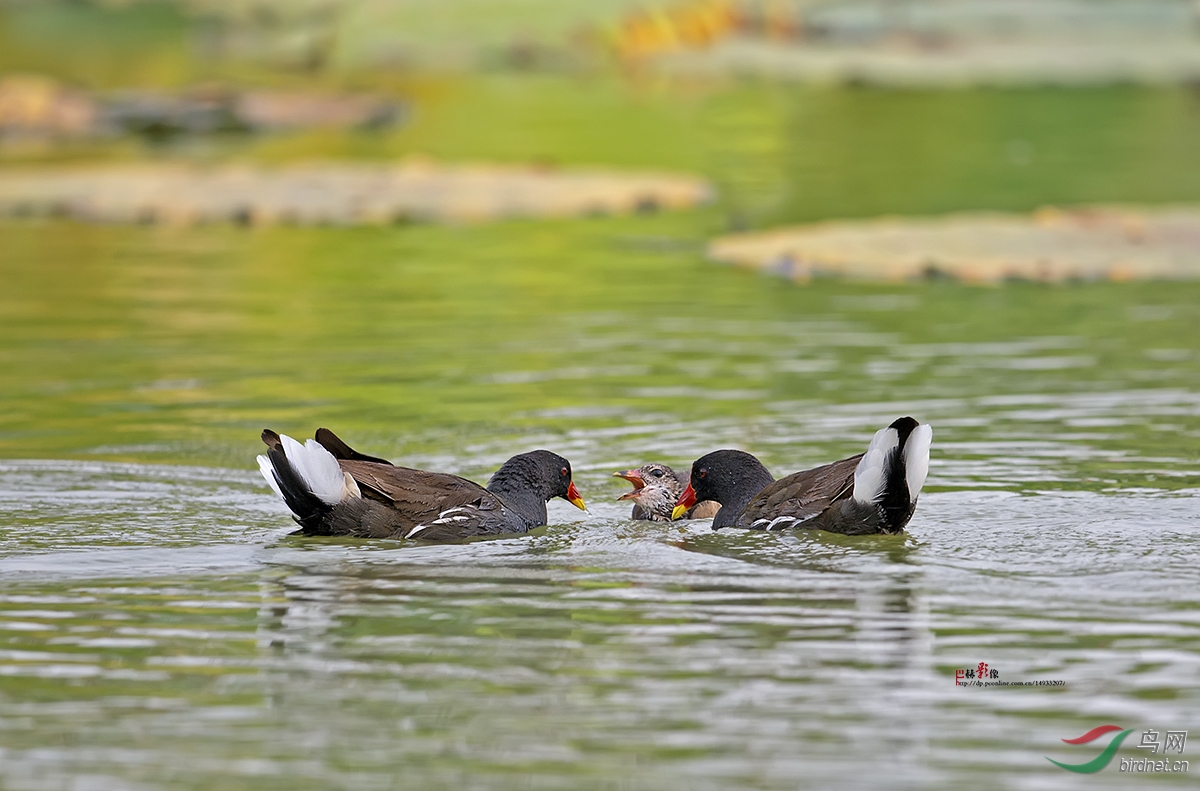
left=406, top=524, right=429, bottom=538
left=765, top=516, right=797, bottom=531
left=904, top=424, right=933, bottom=501
left=257, top=455, right=284, bottom=499
left=279, top=434, right=355, bottom=506
left=853, top=427, right=899, bottom=505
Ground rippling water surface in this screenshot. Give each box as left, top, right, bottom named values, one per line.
left=2, top=217, right=1199, bottom=790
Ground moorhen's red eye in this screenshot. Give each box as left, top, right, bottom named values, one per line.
left=560, top=466, right=568, bottom=477
left=698, top=469, right=707, bottom=479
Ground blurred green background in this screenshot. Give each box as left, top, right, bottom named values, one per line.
left=2, top=0, right=1200, bottom=467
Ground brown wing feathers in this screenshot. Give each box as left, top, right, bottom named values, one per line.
left=314, top=428, right=394, bottom=465
left=338, top=461, right=501, bottom=527
left=738, top=453, right=861, bottom=527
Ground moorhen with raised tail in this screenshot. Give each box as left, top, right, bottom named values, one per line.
left=672, top=417, right=932, bottom=535
left=258, top=428, right=586, bottom=540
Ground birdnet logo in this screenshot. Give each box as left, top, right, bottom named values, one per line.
left=1046, top=725, right=1189, bottom=774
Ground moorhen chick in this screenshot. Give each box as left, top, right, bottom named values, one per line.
left=672, top=417, right=932, bottom=535
left=613, top=463, right=720, bottom=521
left=258, top=428, right=586, bottom=540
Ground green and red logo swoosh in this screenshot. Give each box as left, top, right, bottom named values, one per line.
left=1046, top=725, right=1135, bottom=773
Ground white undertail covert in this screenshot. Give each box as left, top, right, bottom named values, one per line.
left=903, top=424, right=933, bottom=501
left=852, top=425, right=899, bottom=505
left=257, top=434, right=361, bottom=508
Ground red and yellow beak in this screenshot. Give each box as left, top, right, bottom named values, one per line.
left=566, top=480, right=587, bottom=511
left=612, top=469, right=645, bottom=501
left=671, top=481, right=697, bottom=521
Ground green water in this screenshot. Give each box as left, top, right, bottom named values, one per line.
left=4, top=215, right=1200, bottom=470
left=2, top=79, right=1200, bottom=789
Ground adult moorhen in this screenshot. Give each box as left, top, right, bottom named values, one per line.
left=613, top=463, right=720, bottom=521
left=672, top=417, right=932, bottom=535
left=258, top=428, right=586, bottom=540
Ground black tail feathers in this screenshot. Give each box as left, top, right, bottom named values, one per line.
left=259, top=429, right=328, bottom=529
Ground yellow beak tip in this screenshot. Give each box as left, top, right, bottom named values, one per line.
left=569, top=497, right=588, bottom=512
left=670, top=505, right=688, bottom=520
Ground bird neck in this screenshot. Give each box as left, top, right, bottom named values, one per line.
left=713, top=466, right=776, bottom=529
left=487, top=473, right=550, bottom=527
left=635, top=484, right=679, bottom=520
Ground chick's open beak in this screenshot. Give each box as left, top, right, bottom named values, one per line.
left=613, top=469, right=644, bottom=501
left=566, top=480, right=587, bottom=511
left=671, top=481, right=697, bottom=521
